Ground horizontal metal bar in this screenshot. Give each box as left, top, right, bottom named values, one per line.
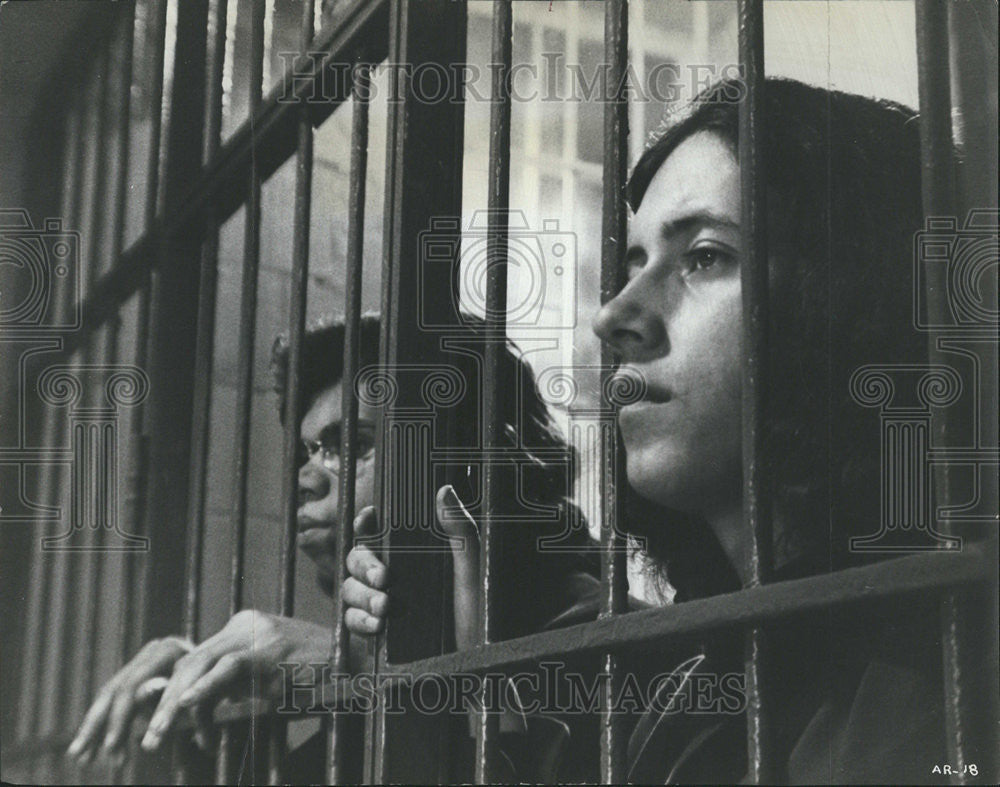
left=55, top=0, right=390, bottom=362
left=179, top=543, right=996, bottom=733
left=387, top=542, right=994, bottom=677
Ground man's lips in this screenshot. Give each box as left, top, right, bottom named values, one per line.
left=297, top=514, right=330, bottom=534
left=611, top=370, right=672, bottom=406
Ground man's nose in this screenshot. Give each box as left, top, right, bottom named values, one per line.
left=591, top=282, right=668, bottom=362
left=298, top=462, right=331, bottom=506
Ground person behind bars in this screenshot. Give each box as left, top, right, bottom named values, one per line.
left=68, top=312, right=598, bottom=776
left=345, top=78, right=970, bottom=783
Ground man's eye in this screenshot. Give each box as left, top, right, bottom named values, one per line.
left=685, top=246, right=731, bottom=273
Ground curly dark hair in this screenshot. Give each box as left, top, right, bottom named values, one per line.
left=625, top=78, right=929, bottom=598
left=271, top=313, right=598, bottom=637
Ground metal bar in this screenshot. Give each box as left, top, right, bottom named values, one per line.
left=54, top=0, right=391, bottom=362
left=82, top=6, right=135, bottom=722
left=598, top=0, right=629, bottom=782
left=737, top=1, right=774, bottom=782
left=106, top=0, right=139, bottom=741
left=22, top=88, right=88, bottom=749
left=367, top=1, right=467, bottom=781
left=268, top=0, right=316, bottom=781
left=183, top=0, right=229, bottom=650
left=327, top=59, right=371, bottom=786
left=63, top=40, right=114, bottom=735
left=387, top=541, right=994, bottom=678
left=169, top=3, right=229, bottom=782
left=118, top=0, right=169, bottom=696
left=475, top=1, right=512, bottom=781
left=915, top=3, right=998, bottom=783
left=218, top=0, right=267, bottom=780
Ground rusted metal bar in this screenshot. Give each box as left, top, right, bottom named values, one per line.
left=598, top=0, right=630, bottom=782
left=475, top=1, right=513, bottom=781
left=217, top=0, right=266, bottom=780
left=55, top=0, right=391, bottom=362
left=326, top=59, right=371, bottom=786
left=915, top=2, right=998, bottom=783
left=737, top=2, right=774, bottom=781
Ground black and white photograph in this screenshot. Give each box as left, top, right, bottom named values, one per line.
left=1, top=0, right=997, bottom=783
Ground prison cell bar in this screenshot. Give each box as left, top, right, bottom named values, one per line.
left=368, top=1, right=468, bottom=781
left=119, top=0, right=168, bottom=725
left=267, top=0, right=318, bottom=781
left=915, top=2, right=998, bottom=783
left=218, top=0, right=268, bottom=780
left=598, top=0, right=630, bottom=782
left=54, top=44, right=114, bottom=783
left=23, top=86, right=89, bottom=786
left=174, top=1, right=229, bottom=781
left=183, top=0, right=229, bottom=650
left=736, top=1, right=776, bottom=782
left=55, top=0, right=391, bottom=362
left=327, top=59, right=372, bottom=786
left=475, top=0, right=513, bottom=781
left=80, top=9, right=139, bottom=777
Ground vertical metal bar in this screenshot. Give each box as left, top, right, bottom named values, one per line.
left=137, top=4, right=209, bottom=787
left=475, top=1, right=512, bottom=782
left=82, top=3, right=137, bottom=734
left=268, top=0, right=316, bottom=782
left=367, top=1, right=467, bottom=782
left=63, top=40, right=113, bottom=742
left=169, top=4, right=228, bottom=783
left=737, top=0, right=774, bottom=783
left=183, top=0, right=229, bottom=651
left=218, top=0, right=266, bottom=781
left=121, top=0, right=168, bottom=696
left=327, top=59, right=371, bottom=786
left=598, top=0, right=630, bottom=782
left=914, top=3, right=997, bottom=783
left=24, top=87, right=87, bottom=751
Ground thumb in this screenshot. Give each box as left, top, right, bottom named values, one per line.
left=353, top=505, right=379, bottom=539
left=436, top=485, right=480, bottom=651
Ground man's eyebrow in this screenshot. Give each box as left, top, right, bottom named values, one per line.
left=659, top=211, right=739, bottom=240
left=317, top=419, right=375, bottom=445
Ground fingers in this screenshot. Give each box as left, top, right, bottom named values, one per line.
left=343, top=577, right=389, bottom=617
left=176, top=653, right=246, bottom=712
left=436, top=485, right=482, bottom=652
left=437, top=485, right=480, bottom=566
left=353, top=505, right=379, bottom=537
left=68, top=637, right=192, bottom=761
left=141, top=646, right=220, bottom=751
left=345, top=606, right=384, bottom=635
left=67, top=686, right=114, bottom=762
left=346, top=543, right=387, bottom=589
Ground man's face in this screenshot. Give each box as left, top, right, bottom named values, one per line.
left=297, top=379, right=378, bottom=594
left=592, top=131, right=743, bottom=518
